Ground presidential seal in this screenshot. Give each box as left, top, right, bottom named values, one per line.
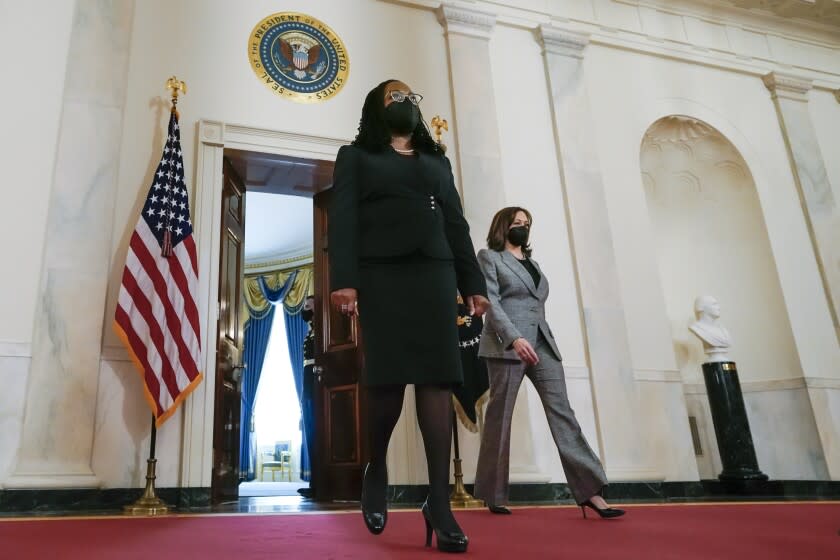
left=248, top=12, right=349, bottom=103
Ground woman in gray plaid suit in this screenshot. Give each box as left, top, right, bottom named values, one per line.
left=474, top=207, right=624, bottom=519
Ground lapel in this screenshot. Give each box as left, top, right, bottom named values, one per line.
left=530, top=257, right=549, bottom=299
left=500, top=250, right=539, bottom=298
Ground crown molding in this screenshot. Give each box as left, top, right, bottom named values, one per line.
left=438, top=2, right=497, bottom=40
left=539, top=25, right=590, bottom=58
left=379, top=0, right=840, bottom=89
left=763, top=71, right=813, bottom=102
left=245, top=252, right=313, bottom=274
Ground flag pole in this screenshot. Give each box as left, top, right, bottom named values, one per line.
left=433, top=116, right=483, bottom=509
left=124, top=415, right=170, bottom=515
left=124, top=76, right=187, bottom=516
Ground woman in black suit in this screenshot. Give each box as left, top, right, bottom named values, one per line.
left=329, top=79, right=489, bottom=553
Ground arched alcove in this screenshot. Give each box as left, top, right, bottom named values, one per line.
left=639, top=115, right=828, bottom=479
left=640, top=115, right=800, bottom=385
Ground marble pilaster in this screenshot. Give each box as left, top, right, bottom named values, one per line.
left=437, top=3, right=506, bottom=249
left=763, top=72, right=840, bottom=343
left=5, top=0, right=136, bottom=489
left=539, top=25, right=660, bottom=481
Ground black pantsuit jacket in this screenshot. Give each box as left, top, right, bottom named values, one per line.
left=328, top=144, right=485, bottom=299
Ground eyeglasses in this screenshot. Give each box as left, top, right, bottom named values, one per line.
left=389, top=90, right=423, bottom=105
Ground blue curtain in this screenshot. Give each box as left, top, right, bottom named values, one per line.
left=239, top=271, right=298, bottom=481
left=283, top=310, right=310, bottom=481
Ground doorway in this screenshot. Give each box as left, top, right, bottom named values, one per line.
left=209, top=145, right=369, bottom=503
left=239, top=188, right=314, bottom=498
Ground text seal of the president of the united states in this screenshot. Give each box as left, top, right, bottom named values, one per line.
left=249, top=12, right=349, bottom=103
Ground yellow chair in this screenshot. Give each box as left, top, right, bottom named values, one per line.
left=258, top=442, right=295, bottom=481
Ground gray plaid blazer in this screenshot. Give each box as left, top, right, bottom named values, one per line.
left=476, top=248, right=562, bottom=361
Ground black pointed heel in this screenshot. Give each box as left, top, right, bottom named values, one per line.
left=421, top=501, right=468, bottom=553
left=487, top=504, right=511, bottom=515
left=580, top=500, right=625, bottom=519
left=361, top=463, right=387, bottom=535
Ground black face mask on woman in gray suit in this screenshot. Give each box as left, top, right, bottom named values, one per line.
left=507, top=226, right=529, bottom=247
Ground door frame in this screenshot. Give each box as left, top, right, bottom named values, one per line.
left=180, top=120, right=350, bottom=489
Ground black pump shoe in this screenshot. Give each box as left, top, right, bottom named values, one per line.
left=422, top=501, right=469, bottom=553
left=580, top=499, right=625, bottom=519
left=361, top=463, right=387, bottom=535
left=487, top=504, right=511, bottom=515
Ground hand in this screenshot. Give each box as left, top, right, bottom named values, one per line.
left=466, top=295, right=490, bottom=317
left=331, top=288, right=358, bottom=316
left=512, top=338, right=539, bottom=365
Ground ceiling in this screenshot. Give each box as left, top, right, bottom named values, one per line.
left=730, top=0, right=840, bottom=26
left=225, top=149, right=334, bottom=265
left=226, top=149, right=334, bottom=197
left=243, top=192, right=313, bottom=263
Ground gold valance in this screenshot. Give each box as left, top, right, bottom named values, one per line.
left=243, top=265, right=314, bottom=319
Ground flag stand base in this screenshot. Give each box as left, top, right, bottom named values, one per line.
left=449, top=411, right=483, bottom=508
left=124, top=458, right=170, bottom=516
left=449, top=457, right=483, bottom=508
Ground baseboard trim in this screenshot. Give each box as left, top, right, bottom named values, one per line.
left=388, top=480, right=840, bottom=505
left=2, top=481, right=838, bottom=514
left=0, top=487, right=210, bottom=514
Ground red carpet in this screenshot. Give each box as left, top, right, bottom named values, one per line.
left=2, top=503, right=838, bottom=559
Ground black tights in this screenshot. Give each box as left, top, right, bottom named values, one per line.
left=363, top=383, right=460, bottom=533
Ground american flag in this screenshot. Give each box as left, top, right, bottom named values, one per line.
left=114, top=110, right=203, bottom=427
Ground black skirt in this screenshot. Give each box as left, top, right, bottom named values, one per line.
left=357, top=255, right=461, bottom=386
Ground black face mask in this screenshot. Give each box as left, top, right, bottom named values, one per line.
left=301, top=309, right=314, bottom=323
left=507, top=226, right=529, bottom=248
left=384, top=100, right=420, bottom=134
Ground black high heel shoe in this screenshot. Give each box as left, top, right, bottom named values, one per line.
left=580, top=499, right=625, bottom=519
left=487, top=504, right=511, bottom=515
left=422, top=501, right=469, bottom=553
left=361, top=463, right=387, bottom=535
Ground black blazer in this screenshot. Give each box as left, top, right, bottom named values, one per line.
left=328, top=144, right=487, bottom=299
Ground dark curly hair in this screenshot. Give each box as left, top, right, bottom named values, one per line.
left=352, top=79, right=443, bottom=155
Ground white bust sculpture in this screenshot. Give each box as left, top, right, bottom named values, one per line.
left=689, top=295, right=732, bottom=363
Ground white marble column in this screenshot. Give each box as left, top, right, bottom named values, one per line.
left=539, top=25, right=660, bottom=481
left=435, top=3, right=555, bottom=483
left=762, top=72, right=840, bottom=479
left=437, top=3, right=506, bottom=248
left=5, top=0, right=136, bottom=488
left=763, top=72, right=840, bottom=343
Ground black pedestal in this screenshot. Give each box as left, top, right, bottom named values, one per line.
left=702, top=361, right=768, bottom=484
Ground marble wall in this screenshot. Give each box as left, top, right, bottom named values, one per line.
left=0, top=2, right=76, bottom=343
left=5, top=0, right=137, bottom=489
left=686, top=383, right=829, bottom=480
left=763, top=73, right=840, bottom=345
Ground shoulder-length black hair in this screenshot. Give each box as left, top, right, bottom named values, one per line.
left=352, top=79, right=443, bottom=155
left=487, top=207, right=534, bottom=257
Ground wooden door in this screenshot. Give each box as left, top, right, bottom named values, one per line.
left=211, top=158, right=246, bottom=502
left=312, top=189, right=368, bottom=501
